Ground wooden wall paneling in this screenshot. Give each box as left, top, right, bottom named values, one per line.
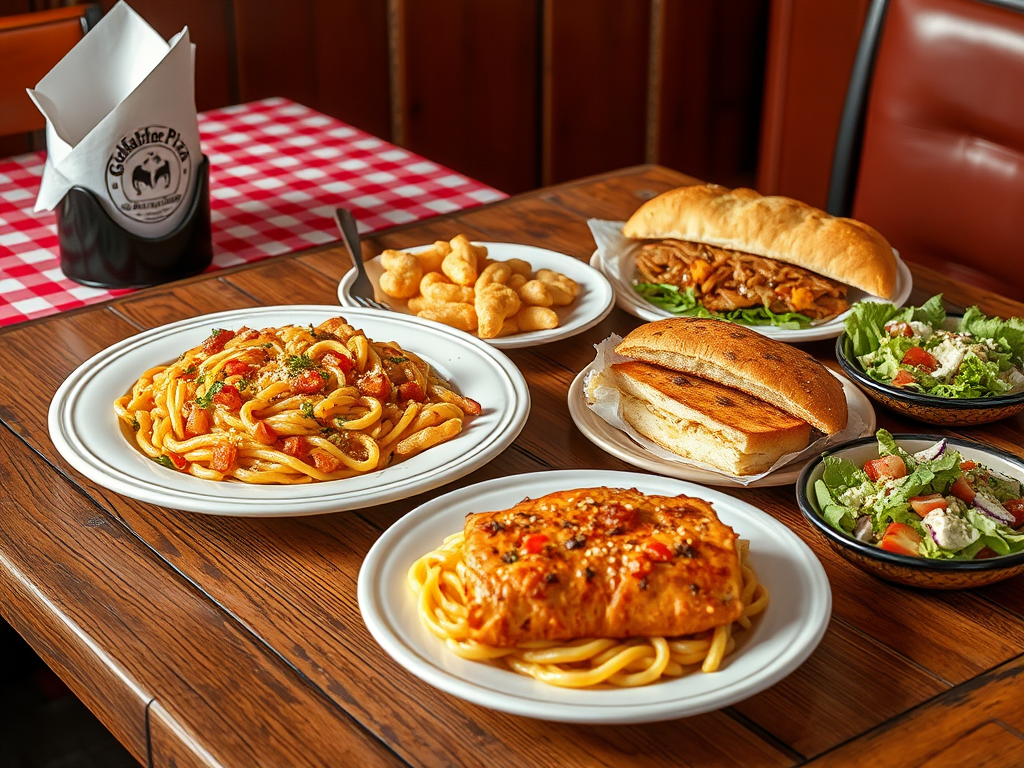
left=234, top=0, right=318, bottom=109
left=757, top=0, right=871, bottom=206
left=99, top=0, right=234, bottom=111
left=657, top=0, right=769, bottom=189
left=401, top=0, right=539, bottom=194
left=543, top=0, right=650, bottom=185
left=311, top=0, right=391, bottom=139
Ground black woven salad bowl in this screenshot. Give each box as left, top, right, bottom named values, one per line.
left=835, top=332, right=1024, bottom=426
left=797, top=434, right=1024, bottom=589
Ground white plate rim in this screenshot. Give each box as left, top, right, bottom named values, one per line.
left=47, top=305, right=530, bottom=516
left=590, top=250, right=913, bottom=343
left=339, top=241, right=616, bottom=349
left=567, top=363, right=877, bottom=488
left=358, top=469, right=832, bottom=724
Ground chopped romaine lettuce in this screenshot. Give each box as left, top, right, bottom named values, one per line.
left=844, top=294, right=1024, bottom=399
left=815, top=430, right=1024, bottom=560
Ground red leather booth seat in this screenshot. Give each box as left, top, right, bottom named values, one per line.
left=851, top=0, right=1024, bottom=300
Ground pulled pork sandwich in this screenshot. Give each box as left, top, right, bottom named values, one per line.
left=624, top=184, right=897, bottom=327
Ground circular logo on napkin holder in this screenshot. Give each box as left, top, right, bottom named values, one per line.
left=106, top=125, right=192, bottom=225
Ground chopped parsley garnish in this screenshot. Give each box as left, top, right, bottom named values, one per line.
left=299, top=401, right=316, bottom=419
left=387, top=356, right=409, bottom=364
left=261, top=342, right=274, bottom=349
left=209, top=328, right=224, bottom=338
left=130, top=417, right=140, bottom=432
left=182, top=365, right=197, bottom=375
left=501, top=550, right=519, bottom=564
left=195, top=380, right=224, bottom=409
left=332, top=415, right=351, bottom=428
left=237, top=378, right=251, bottom=392
left=286, top=353, right=319, bottom=376
left=196, top=373, right=206, bottom=385
left=153, top=455, right=175, bottom=469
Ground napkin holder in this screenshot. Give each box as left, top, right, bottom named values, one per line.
left=56, top=155, right=212, bottom=288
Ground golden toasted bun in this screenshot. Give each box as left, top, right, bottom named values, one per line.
left=604, top=362, right=810, bottom=475
left=622, top=183, right=896, bottom=299
left=615, top=318, right=848, bottom=434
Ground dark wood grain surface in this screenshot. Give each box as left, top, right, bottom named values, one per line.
left=2, top=165, right=1024, bottom=767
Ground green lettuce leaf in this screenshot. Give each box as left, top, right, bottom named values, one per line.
left=844, top=300, right=903, bottom=357
left=957, top=306, right=1024, bottom=365
left=910, top=294, right=946, bottom=327
left=632, top=283, right=814, bottom=329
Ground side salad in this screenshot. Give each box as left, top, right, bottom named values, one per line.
left=634, top=283, right=814, bottom=329
left=814, top=430, right=1024, bottom=560
left=844, top=294, right=1024, bottom=398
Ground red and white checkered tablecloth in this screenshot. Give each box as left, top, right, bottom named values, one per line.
left=0, top=97, right=506, bottom=327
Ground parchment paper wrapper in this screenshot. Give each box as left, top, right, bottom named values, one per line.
left=29, top=1, right=201, bottom=238
left=583, top=334, right=868, bottom=485
left=588, top=219, right=643, bottom=293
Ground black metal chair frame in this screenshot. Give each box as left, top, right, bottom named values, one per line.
left=826, top=0, right=1024, bottom=217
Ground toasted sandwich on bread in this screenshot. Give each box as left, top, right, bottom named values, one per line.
left=624, top=184, right=897, bottom=324
left=601, top=361, right=811, bottom=475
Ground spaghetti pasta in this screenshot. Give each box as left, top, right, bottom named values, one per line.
left=114, top=317, right=481, bottom=483
left=409, top=533, right=768, bottom=689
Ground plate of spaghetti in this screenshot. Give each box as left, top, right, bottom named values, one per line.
left=49, top=306, right=530, bottom=516
left=358, top=469, right=831, bottom=723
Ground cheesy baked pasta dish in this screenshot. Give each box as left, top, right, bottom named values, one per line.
left=409, top=487, right=768, bottom=688
left=114, top=317, right=481, bottom=483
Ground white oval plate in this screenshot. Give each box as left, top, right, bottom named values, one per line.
left=568, top=364, right=876, bottom=488
left=358, top=469, right=831, bottom=724
left=339, top=242, right=615, bottom=349
left=590, top=250, right=913, bottom=343
left=48, top=306, right=530, bottom=516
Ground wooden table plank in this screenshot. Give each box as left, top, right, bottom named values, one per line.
left=4, top=165, right=1024, bottom=766
left=0, top=426, right=406, bottom=768
left=806, top=656, right=1024, bottom=767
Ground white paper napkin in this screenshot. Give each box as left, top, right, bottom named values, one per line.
left=28, top=1, right=201, bottom=238
left=584, top=334, right=867, bottom=485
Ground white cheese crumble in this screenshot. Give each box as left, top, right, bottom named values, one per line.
left=929, top=336, right=969, bottom=381
left=908, top=321, right=933, bottom=340
left=922, top=507, right=979, bottom=551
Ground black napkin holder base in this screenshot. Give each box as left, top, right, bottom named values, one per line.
left=56, top=155, right=213, bottom=289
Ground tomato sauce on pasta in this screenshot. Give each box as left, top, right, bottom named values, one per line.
left=114, top=317, right=481, bottom=484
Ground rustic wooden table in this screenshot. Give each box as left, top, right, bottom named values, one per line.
left=2, top=165, right=1024, bottom=768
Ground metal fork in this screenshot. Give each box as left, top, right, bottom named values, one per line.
left=334, top=208, right=391, bottom=311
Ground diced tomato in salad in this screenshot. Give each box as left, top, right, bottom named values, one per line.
left=878, top=522, right=923, bottom=557
left=901, top=346, right=938, bottom=372
left=885, top=321, right=914, bottom=337
left=950, top=474, right=976, bottom=503
left=891, top=370, right=916, bottom=386
left=1003, top=499, right=1024, bottom=529
left=909, top=494, right=947, bottom=516
left=864, top=455, right=907, bottom=482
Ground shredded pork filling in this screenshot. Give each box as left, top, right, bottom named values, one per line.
left=635, top=239, right=849, bottom=320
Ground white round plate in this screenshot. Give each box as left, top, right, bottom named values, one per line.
left=339, top=242, right=615, bottom=349
left=48, top=305, right=530, bottom=516
left=568, top=364, right=876, bottom=488
left=358, top=469, right=831, bottom=724
left=590, top=250, right=913, bottom=343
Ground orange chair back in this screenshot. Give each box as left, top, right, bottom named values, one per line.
left=830, top=0, right=1024, bottom=300
left=0, top=6, right=98, bottom=138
